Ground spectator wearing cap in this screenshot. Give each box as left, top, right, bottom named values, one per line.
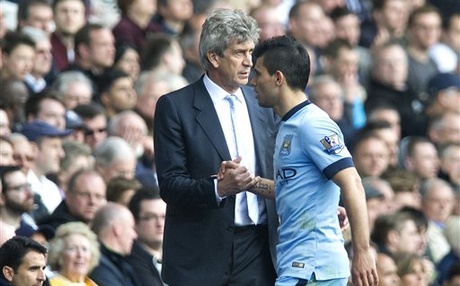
left=99, top=69, right=137, bottom=119
left=20, top=120, right=71, bottom=221
left=15, top=223, right=55, bottom=247
left=425, top=72, right=460, bottom=117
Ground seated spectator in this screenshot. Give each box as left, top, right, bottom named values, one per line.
left=16, top=0, right=54, bottom=35
left=420, top=178, right=456, bottom=263
left=429, top=12, right=460, bottom=73
left=427, top=112, right=460, bottom=146
left=0, top=109, right=11, bottom=137
left=50, top=0, right=86, bottom=72
left=0, top=31, right=35, bottom=82
left=89, top=203, right=140, bottom=286
left=127, top=187, right=166, bottom=286
left=425, top=72, right=460, bottom=118
left=48, top=222, right=100, bottom=285
left=382, top=169, right=421, bottom=210
left=351, top=133, right=390, bottom=177
left=309, top=75, right=356, bottom=146
left=9, top=133, right=35, bottom=176
left=25, top=91, right=67, bottom=130
left=151, top=0, right=193, bottom=36
left=141, top=34, right=185, bottom=76
left=20, top=121, right=71, bottom=220
left=438, top=143, right=460, bottom=192
left=15, top=223, right=55, bottom=247
left=436, top=216, right=460, bottom=286
left=0, top=136, right=14, bottom=166
left=376, top=252, right=401, bottom=286
left=51, top=71, right=93, bottom=110
left=73, top=103, right=108, bottom=150
left=402, top=136, right=440, bottom=182
left=0, top=236, right=47, bottom=285
left=250, top=4, right=286, bottom=41
left=113, top=43, right=140, bottom=82
left=106, top=176, right=141, bottom=207
left=111, top=0, right=157, bottom=55
left=367, top=104, right=401, bottom=141
left=98, top=69, right=137, bottom=119
left=93, top=137, right=136, bottom=183
left=21, top=27, right=54, bottom=95
left=0, top=79, right=29, bottom=132
left=394, top=252, right=430, bottom=286
left=39, top=169, right=107, bottom=230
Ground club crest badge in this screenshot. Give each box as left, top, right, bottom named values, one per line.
left=280, top=134, right=293, bottom=156
left=320, top=134, right=344, bottom=154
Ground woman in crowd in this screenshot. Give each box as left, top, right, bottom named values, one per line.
left=48, top=222, right=100, bottom=286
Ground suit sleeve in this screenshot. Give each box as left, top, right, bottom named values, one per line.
left=153, top=94, right=221, bottom=209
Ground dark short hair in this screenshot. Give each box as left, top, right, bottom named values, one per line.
left=1, top=31, right=35, bottom=55
left=128, top=187, right=161, bottom=221
left=0, top=165, right=23, bottom=193
left=253, top=35, right=310, bottom=91
left=17, top=0, right=51, bottom=22
left=0, top=236, right=47, bottom=280
left=74, top=23, right=108, bottom=56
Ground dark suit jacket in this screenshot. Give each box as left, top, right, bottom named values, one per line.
left=154, top=77, right=278, bottom=286
left=126, top=240, right=164, bottom=286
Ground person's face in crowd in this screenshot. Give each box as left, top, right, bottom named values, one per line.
left=209, top=39, right=254, bottom=93
left=160, top=0, right=193, bottom=22
left=440, top=144, right=460, bottom=186
left=88, top=28, right=115, bottom=69
left=422, top=184, right=454, bottom=223
left=59, top=155, right=94, bottom=192
left=32, top=39, right=53, bottom=78
left=164, top=41, right=185, bottom=75
left=0, top=139, right=14, bottom=166
left=3, top=44, right=35, bottom=81
left=311, top=82, right=344, bottom=121
left=62, top=81, right=92, bottom=110
left=136, top=79, right=168, bottom=120
left=66, top=172, right=106, bottom=223
left=447, top=15, right=460, bottom=52
left=0, top=109, right=11, bottom=136
left=334, top=14, right=360, bottom=46
left=373, top=45, right=408, bottom=90
left=136, top=198, right=166, bottom=248
left=400, top=259, right=427, bottom=286
left=129, top=0, right=157, bottom=17
left=253, top=7, right=285, bottom=41
left=373, top=179, right=396, bottom=214
left=34, top=137, right=65, bottom=174
left=83, top=114, right=107, bottom=149
left=12, top=138, right=35, bottom=174
left=392, top=220, right=423, bottom=254
left=367, top=197, right=385, bottom=230
left=331, top=47, right=359, bottom=80
left=53, top=0, right=86, bottom=35
left=114, top=115, right=147, bottom=155
left=60, top=234, right=93, bottom=280
left=379, top=0, right=408, bottom=33
left=433, top=113, right=460, bottom=145
left=289, top=3, right=325, bottom=47
left=408, top=12, right=441, bottom=50
left=406, top=142, right=439, bottom=180
left=118, top=210, right=137, bottom=255
left=353, top=137, right=390, bottom=177
left=114, top=48, right=140, bottom=81
left=394, top=191, right=421, bottom=210
left=35, top=98, right=66, bottom=130
left=376, top=253, right=401, bottom=286
left=25, top=4, right=54, bottom=34
left=99, top=156, right=136, bottom=183
left=374, top=127, right=399, bottom=167
left=3, top=250, right=47, bottom=286
left=105, top=77, right=137, bottom=113
left=2, top=170, right=35, bottom=213
left=369, top=109, right=401, bottom=140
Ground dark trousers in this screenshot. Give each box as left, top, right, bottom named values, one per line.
left=224, top=225, right=276, bottom=286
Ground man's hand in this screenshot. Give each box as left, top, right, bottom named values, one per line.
left=216, top=157, right=260, bottom=197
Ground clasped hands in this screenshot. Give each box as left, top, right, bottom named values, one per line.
left=216, top=157, right=260, bottom=197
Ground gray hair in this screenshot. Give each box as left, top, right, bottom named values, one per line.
left=20, top=26, right=48, bottom=44
left=60, top=140, right=92, bottom=172
left=107, top=110, right=147, bottom=136
left=93, top=136, right=135, bottom=167
left=309, top=75, right=344, bottom=102
left=199, top=8, right=259, bottom=71
left=48, top=222, right=100, bottom=273
left=51, top=71, right=93, bottom=97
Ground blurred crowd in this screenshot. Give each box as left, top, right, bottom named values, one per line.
left=0, top=0, right=459, bottom=285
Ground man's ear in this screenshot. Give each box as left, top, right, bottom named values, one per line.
left=274, top=70, right=285, bottom=86
left=207, top=51, right=219, bottom=68
left=2, top=266, right=14, bottom=282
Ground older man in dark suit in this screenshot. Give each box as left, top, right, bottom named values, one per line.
left=154, top=8, right=278, bottom=286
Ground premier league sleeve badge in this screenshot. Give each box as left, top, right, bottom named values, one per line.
left=320, top=134, right=344, bottom=154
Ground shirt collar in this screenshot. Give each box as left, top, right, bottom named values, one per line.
left=203, top=74, right=244, bottom=104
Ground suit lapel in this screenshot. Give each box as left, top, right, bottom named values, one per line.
left=193, top=80, right=232, bottom=160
